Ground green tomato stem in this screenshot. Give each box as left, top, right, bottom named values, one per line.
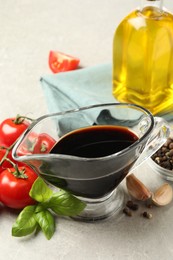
left=5, top=159, right=28, bottom=179
left=13, top=114, right=35, bottom=125
left=0, top=146, right=10, bottom=165
left=0, top=137, right=20, bottom=166
left=0, top=144, right=28, bottom=179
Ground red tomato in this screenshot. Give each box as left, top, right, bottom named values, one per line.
left=49, top=51, right=80, bottom=73
left=0, top=166, right=38, bottom=209
left=34, top=133, right=56, bottom=153
left=0, top=117, right=30, bottom=147
left=17, top=132, right=56, bottom=156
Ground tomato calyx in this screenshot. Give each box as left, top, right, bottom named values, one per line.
left=13, top=114, right=35, bottom=125
left=40, top=143, right=47, bottom=152
left=8, top=166, right=28, bottom=179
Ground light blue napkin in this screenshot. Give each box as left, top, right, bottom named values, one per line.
left=40, top=63, right=116, bottom=113
left=40, top=63, right=173, bottom=121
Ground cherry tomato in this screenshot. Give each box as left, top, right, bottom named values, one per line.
left=49, top=51, right=80, bottom=73
left=0, top=117, right=30, bottom=147
left=17, top=132, right=56, bottom=156
left=0, top=166, right=38, bottom=209
left=34, top=133, right=56, bottom=153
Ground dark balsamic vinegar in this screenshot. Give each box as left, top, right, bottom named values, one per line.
left=49, top=125, right=139, bottom=198
left=51, top=125, right=138, bottom=158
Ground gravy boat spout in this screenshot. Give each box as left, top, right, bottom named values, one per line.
left=12, top=103, right=170, bottom=221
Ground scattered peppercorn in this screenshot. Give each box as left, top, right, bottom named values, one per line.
left=126, top=200, right=139, bottom=211
left=146, top=203, right=153, bottom=209
left=123, top=200, right=154, bottom=219
left=126, top=200, right=133, bottom=208
left=151, top=137, right=173, bottom=171
left=142, top=211, right=152, bottom=219
left=123, top=207, right=132, bottom=217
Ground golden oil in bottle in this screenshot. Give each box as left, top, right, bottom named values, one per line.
left=112, top=0, right=173, bottom=115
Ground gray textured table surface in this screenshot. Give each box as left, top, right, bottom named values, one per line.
left=0, top=1, right=173, bottom=259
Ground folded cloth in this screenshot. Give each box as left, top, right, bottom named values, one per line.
left=40, top=63, right=116, bottom=113
left=40, top=63, right=173, bottom=121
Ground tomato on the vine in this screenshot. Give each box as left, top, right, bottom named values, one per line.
left=0, top=148, right=16, bottom=173
left=0, top=116, right=30, bottom=147
left=0, top=166, right=38, bottom=209
left=49, top=51, right=80, bottom=73
left=17, top=132, right=56, bottom=156
left=0, top=148, right=24, bottom=173
left=34, top=133, right=56, bottom=154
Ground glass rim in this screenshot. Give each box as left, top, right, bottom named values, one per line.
left=12, top=102, right=155, bottom=162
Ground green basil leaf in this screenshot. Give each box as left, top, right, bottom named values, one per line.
left=47, top=190, right=86, bottom=216
left=29, top=177, right=53, bottom=202
left=12, top=205, right=38, bottom=237
left=35, top=209, right=55, bottom=240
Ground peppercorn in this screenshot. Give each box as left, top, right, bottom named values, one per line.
left=142, top=211, right=152, bottom=219
left=151, top=137, right=173, bottom=171
left=126, top=200, right=139, bottom=211
left=146, top=203, right=153, bottom=209
left=123, top=207, right=132, bottom=217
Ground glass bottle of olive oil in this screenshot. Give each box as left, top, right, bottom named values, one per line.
left=112, top=0, right=173, bottom=115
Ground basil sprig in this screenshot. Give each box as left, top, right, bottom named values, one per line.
left=12, top=177, right=86, bottom=240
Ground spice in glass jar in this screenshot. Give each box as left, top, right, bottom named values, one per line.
left=151, top=138, right=173, bottom=170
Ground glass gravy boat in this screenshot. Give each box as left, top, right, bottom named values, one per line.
left=12, top=103, right=170, bottom=221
